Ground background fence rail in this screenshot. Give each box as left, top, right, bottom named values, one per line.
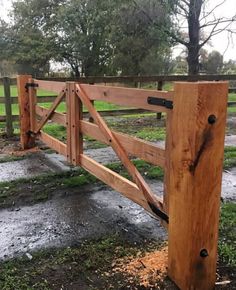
left=0, top=75, right=236, bottom=136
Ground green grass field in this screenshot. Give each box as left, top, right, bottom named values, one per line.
left=0, top=85, right=124, bottom=115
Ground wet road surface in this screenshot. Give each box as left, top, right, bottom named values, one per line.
left=0, top=184, right=166, bottom=261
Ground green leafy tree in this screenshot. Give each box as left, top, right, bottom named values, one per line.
left=55, top=0, right=117, bottom=76
left=203, top=50, right=224, bottom=74
left=111, top=0, right=172, bottom=75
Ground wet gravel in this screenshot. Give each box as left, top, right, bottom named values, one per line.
left=0, top=184, right=166, bottom=261
left=0, top=140, right=235, bottom=261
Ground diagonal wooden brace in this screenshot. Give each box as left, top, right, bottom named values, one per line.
left=34, top=88, right=66, bottom=134
left=75, top=84, right=168, bottom=223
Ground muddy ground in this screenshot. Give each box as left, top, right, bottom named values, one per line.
left=0, top=114, right=235, bottom=289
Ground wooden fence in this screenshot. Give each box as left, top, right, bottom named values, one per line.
left=1, top=75, right=236, bottom=137
left=17, top=75, right=228, bottom=289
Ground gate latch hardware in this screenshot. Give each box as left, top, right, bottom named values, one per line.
left=25, top=83, right=39, bottom=92
left=147, top=97, right=173, bottom=109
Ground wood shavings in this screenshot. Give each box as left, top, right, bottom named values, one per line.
left=113, top=246, right=168, bottom=288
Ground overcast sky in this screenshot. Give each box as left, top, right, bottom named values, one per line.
left=0, top=0, right=236, bottom=61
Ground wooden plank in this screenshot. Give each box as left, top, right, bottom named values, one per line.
left=163, top=110, right=173, bottom=215
left=35, top=79, right=66, bottom=94
left=38, top=131, right=67, bottom=157
left=80, top=154, right=158, bottom=217
left=67, top=82, right=83, bottom=165
left=3, top=75, right=236, bottom=87
left=37, top=74, right=236, bottom=83
left=156, top=81, right=163, bottom=120
left=80, top=120, right=165, bottom=168
left=76, top=84, right=167, bottom=222
left=17, top=75, right=35, bottom=149
left=228, top=101, right=236, bottom=107
left=0, top=115, right=19, bottom=122
left=3, top=77, right=14, bottom=137
left=79, top=84, right=173, bottom=113
left=35, top=89, right=66, bottom=133
left=167, top=82, right=228, bottom=290
left=35, top=105, right=66, bottom=125
left=37, top=96, right=58, bottom=103
left=83, top=108, right=149, bottom=117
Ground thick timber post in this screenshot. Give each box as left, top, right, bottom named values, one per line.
left=166, top=82, right=228, bottom=289
left=17, top=75, right=35, bottom=149
left=66, top=82, right=83, bottom=165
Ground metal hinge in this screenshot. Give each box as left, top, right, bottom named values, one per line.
left=147, top=97, right=173, bottom=109
left=25, top=82, right=39, bottom=92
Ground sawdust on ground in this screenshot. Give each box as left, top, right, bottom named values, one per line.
left=112, top=246, right=168, bottom=289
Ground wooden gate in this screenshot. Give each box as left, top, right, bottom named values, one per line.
left=17, top=75, right=228, bottom=290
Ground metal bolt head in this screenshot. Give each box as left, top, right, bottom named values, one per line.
left=208, top=115, right=217, bottom=124
left=200, top=249, right=209, bottom=258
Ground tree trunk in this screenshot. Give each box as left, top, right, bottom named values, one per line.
left=187, top=0, right=203, bottom=75
left=187, top=45, right=200, bottom=75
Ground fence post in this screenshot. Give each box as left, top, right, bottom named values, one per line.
left=66, top=82, right=83, bottom=165
left=156, top=81, right=163, bottom=120
left=166, top=82, right=228, bottom=289
left=17, top=75, right=35, bottom=149
left=3, top=77, right=14, bottom=137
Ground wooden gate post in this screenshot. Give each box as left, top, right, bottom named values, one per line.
left=166, top=82, right=228, bottom=290
left=66, top=82, right=83, bottom=165
left=17, top=75, right=35, bottom=149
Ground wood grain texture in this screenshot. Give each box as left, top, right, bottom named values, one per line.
left=167, top=82, right=228, bottom=290
left=76, top=84, right=165, bottom=220
left=80, top=120, right=166, bottom=168
left=38, top=131, right=67, bottom=157
left=17, top=75, right=35, bottom=149
left=35, top=79, right=65, bottom=94
left=67, top=82, right=83, bottom=165
left=80, top=84, right=173, bottom=113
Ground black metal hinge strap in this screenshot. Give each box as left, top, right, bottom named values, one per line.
left=25, top=83, right=39, bottom=92
left=147, top=97, right=173, bottom=109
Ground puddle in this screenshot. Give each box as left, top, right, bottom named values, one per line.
left=222, top=168, right=236, bottom=201
left=0, top=185, right=166, bottom=261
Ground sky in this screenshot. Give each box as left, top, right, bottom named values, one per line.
left=0, top=0, right=236, bottom=61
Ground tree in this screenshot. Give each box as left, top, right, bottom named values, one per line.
left=223, top=59, right=236, bottom=74
left=133, top=0, right=236, bottom=75
left=169, top=0, right=236, bottom=74
left=0, top=0, right=62, bottom=76
left=111, top=0, right=172, bottom=75
left=203, top=50, right=223, bottom=74
left=55, top=0, right=117, bottom=76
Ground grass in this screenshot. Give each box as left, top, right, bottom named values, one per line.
left=107, top=160, right=164, bottom=181
left=0, top=85, right=126, bottom=115
left=135, top=127, right=166, bottom=141
left=0, top=158, right=164, bottom=209
left=228, top=93, right=236, bottom=113
left=219, top=202, right=236, bottom=266
left=224, top=146, right=236, bottom=169
left=0, top=235, right=161, bottom=290
left=0, top=202, right=235, bottom=289
left=0, top=169, right=97, bottom=208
